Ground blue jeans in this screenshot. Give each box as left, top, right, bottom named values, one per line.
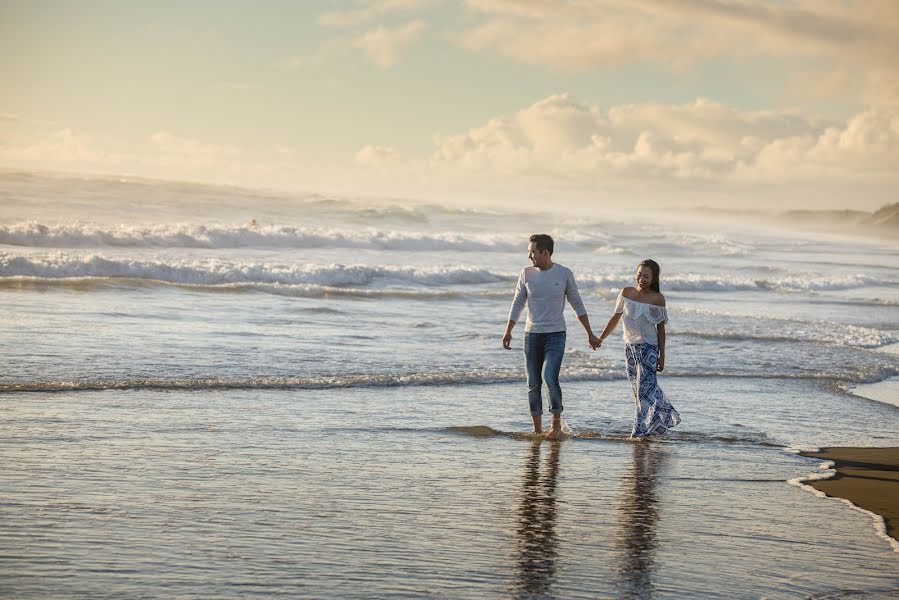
left=524, top=331, right=566, bottom=416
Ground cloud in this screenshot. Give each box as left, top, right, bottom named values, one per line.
left=318, top=0, right=431, bottom=28
left=356, top=144, right=403, bottom=165
left=863, top=69, right=899, bottom=110
left=0, top=127, right=124, bottom=167
left=423, top=93, right=899, bottom=189
left=285, top=17, right=427, bottom=70
left=0, top=113, right=58, bottom=127
left=352, top=20, right=428, bottom=68
left=141, top=135, right=319, bottom=185
left=0, top=114, right=25, bottom=126
left=457, top=9, right=702, bottom=71
left=0, top=124, right=300, bottom=186
left=149, top=131, right=241, bottom=169
left=339, top=91, right=897, bottom=207
left=457, top=0, right=899, bottom=75
left=280, top=38, right=348, bottom=70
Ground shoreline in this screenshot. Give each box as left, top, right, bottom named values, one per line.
left=799, top=447, right=899, bottom=546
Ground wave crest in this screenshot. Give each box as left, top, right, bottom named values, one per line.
left=674, top=326, right=897, bottom=349
left=0, top=222, right=612, bottom=252
left=1, top=251, right=893, bottom=294
left=0, top=252, right=513, bottom=288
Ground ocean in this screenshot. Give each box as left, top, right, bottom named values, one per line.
left=1, top=171, right=898, bottom=598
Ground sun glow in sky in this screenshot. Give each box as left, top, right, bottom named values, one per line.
left=2, top=0, right=898, bottom=209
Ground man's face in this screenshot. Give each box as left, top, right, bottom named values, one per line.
left=528, top=242, right=550, bottom=269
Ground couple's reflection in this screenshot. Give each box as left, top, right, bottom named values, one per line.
left=616, top=442, right=667, bottom=599
left=513, top=440, right=666, bottom=599
left=514, top=440, right=561, bottom=599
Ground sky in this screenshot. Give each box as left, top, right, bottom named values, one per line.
left=1, top=0, right=898, bottom=209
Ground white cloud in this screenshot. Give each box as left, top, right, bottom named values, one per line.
left=150, top=131, right=239, bottom=155
left=286, top=17, right=427, bottom=71
left=423, top=93, right=899, bottom=190
left=457, top=12, right=699, bottom=71
left=863, top=70, right=899, bottom=111
left=352, top=20, right=428, bottom=68
left=4, top=93, right=894, bottom=210
left=148, top=131, right=243, bottom=171
left=0, top=114, right=25, bottom=126
left=0, top=128, right=124, bottom=167
left=318, top=0, right=431, bottom=28
left=280, top=38, right=347, bottom=70
left=356, top=144, right=403, bottom=165
left=457, top=0, right=899, bottom=77
left=0, top=113, right=58, bottom=127
left=0, top=125, right=302, bottom=186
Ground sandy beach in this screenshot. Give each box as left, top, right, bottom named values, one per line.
left=801, top=447, right=899, bottom=539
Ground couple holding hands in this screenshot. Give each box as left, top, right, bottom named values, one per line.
left=502, top=234, right=681, bottom=439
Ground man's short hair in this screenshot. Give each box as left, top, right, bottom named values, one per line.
left=529, top=234, right=554, bottom=255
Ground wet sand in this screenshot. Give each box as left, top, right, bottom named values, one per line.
left=801, top=447, right=899, bottom=539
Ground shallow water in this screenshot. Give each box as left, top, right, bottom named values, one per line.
left=2, top=173, right=898, bottom=598
left=2, top=380, right=898, bottom=599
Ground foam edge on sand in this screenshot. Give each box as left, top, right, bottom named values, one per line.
left=791, top=447, right=899, bottom=553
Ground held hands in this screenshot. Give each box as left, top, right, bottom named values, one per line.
left=504, top=330, right=604, bottom=351
left=657, top=356, right=665, bottom=372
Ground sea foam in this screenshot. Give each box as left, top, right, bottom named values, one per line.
left=0, top=222, right=619, bottom=253
left=1, top=251, right=893, bottom=294
left=0, top=252, right=513, bottom=287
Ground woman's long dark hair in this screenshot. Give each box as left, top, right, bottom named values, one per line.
left=638, top=259, right=661, bottom=293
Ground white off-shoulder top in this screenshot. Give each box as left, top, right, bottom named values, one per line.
left=614, top=292, right=668, bottom=345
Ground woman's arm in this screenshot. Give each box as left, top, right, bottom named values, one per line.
left=598, top=312, right=622, bottom=345
left=657, top=322, right=665, bottom=371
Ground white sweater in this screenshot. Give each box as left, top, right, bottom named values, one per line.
left=508, top=263, right=587, bottom=333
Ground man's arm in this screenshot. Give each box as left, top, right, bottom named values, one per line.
left=577, top=314, right=602, bottom=350
left=566, top=271, right=600, bottom=349
left=502, top=320, right=516, bottom=350
left=503, top=270, right=527, bottom=349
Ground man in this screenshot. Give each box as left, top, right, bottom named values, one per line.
left=503, top=234, right=601, bottom=438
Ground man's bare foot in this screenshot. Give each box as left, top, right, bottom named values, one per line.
left=544, top=416, right=563, bottom=439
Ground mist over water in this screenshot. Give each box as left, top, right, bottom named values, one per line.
left=2, top=172, right=898, bottom=597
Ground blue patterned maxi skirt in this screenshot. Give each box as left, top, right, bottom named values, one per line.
left=625, top=343, right=681, bottom=437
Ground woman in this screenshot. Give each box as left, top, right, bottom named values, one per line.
left=598, top=259, right=680, bottom=437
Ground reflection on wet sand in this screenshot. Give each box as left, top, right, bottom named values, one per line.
left=616, top=442, right=668, bottom=599
left=514, top=441, right=561, bottom=599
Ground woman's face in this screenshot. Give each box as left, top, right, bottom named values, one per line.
left=636, top=266, right=654, bottom=290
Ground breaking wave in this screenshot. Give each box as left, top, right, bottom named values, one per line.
left=0, top=253, right=513, bottom=288
left=1, top=252, right=894, bottom=294
left=5, top=361, right=898, bottom=395
left=0, top=222, right=611, bottom=252
left=0, top=368, right=617, bottom=394
left=674, top=326, right=897, bottom=349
